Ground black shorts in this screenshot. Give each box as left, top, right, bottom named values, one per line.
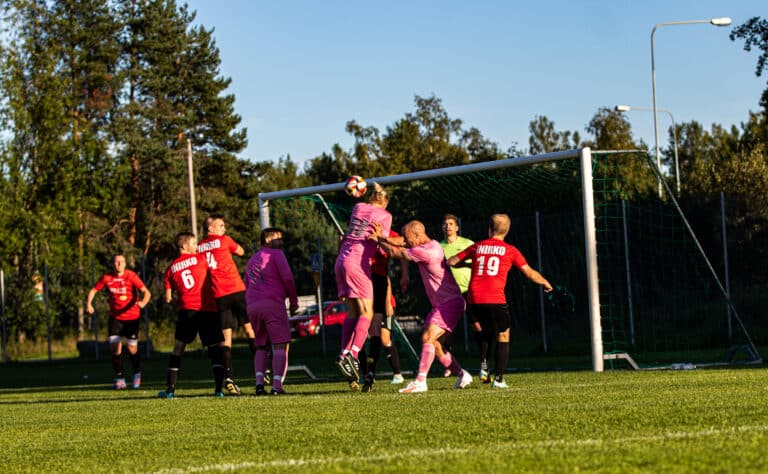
left=216, top=291, right=248, bottom=330
left=372, top=273, right=388, bottom=314
left=175, top=309, right=224, bottom=347
left=468, top=304, right=510, bottom=334
left=109, top=318, right=140, bottom=340
left=464, top=293, right=479, bottom=324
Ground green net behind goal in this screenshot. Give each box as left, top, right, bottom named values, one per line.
left=264, top=150, right=761, bottom=371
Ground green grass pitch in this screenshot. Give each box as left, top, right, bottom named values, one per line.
left=1, top=354, right=768, bottom=473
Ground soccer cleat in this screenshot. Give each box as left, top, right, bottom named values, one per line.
left=390, top=374, right=405, bottom=384
left=132, top=373, right=141, bottom=389
left=362, top=373, right=375, bottom=393
left=264, top=370, right=272, bottom=386
left=255, top=384, right=268, bottom=396
left=214, top=391, right=224, bottom=397
left=157, top=390, right=174, bottom=399
left=113, top=377, right=127, bottom=390
left=399, top=380, right=428, bottom=394
left=479, top=369, right=490, bottom=384
left=348, top=379, right=360, bottom=392
left=492, top=379, right=509, bottom=389
left=270, top=388, right=286, bottom=396
left=224, top=378, right=241, bottom=396
left=454, top=369, right=473, bottom=389
left=335, top=355, right=352, bottom=378
left=336, top=353, right=361, bottom=381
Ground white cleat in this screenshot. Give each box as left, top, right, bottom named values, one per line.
left=492, top=379, right=509, bottom=389
left=454, top=369, right=473, bottom=389
left=390, top=374, right=405, bottom=384
left=399, top=380, right=428, bottom=394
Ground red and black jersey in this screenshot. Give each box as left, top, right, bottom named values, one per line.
left=455, top=238, right=527, bottom=304
left=197, top=234, right=246, bottom=298
left=92, top=270, right=146, bottom=321
left=164, top=253, right=217, bottom=312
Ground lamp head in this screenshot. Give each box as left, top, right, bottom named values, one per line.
left=710, top=17, right=732, bottom=26
left=615, top=105, right=631, bottom=112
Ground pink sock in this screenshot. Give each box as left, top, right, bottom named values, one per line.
left=272, top=348, right=287, bottom=391
left=439, top=352, right=461, bottom=376
left=349, top=317, right=372, bottom=358
left=254, top=349, right=269, bottom=385
left=340, top=317, right=356, bottom=355
left=417, top=343, right=436, bottom=382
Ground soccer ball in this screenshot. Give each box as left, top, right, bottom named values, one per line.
left=344, top=175, right=367, bottom=198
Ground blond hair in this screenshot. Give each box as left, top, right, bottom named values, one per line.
left=368, top=181, right=389, bottom=205
left=489, top=214, right=510, bottom=236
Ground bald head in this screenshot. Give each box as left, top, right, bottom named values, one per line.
left=402, top=220, right=429, bottom=247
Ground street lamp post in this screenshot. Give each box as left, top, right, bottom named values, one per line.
left=186, top=138, right=198, bottom=239
left=615, top=105, right=680, bottom=195
left=651, top=17, right=731, bottom=197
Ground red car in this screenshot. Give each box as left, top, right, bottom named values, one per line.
left=289, top=300, right=349, bottom=337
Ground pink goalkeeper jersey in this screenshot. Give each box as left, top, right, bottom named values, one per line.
left=244, top=247, right=298, bottom=308
left=406, top=239, right=462, bottom=307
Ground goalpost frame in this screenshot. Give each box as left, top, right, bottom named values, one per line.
left=258, top=147, right=605, bottom=372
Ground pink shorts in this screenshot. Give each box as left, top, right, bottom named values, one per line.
left=334, top=251, right=373, bottom=300
left=247, top=302, right=291, bottom=345
left=424, top=297, right=466, bottom=333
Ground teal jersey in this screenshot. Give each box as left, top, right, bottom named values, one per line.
left=440, top=236, right=474, bottom=294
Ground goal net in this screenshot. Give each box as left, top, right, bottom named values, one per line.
left=259, top=148, right=761, bottom=371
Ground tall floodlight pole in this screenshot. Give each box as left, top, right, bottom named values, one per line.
left=186, top=138, right=198, bottom=239
left=651, top=17, right=731, bottom=197
left=615, top=105, right=681, bottom=195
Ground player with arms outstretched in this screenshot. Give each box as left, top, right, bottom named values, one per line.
left=244, top=227, right=299, bottom=396
left=86, top=254, right=151, bottom=390
left=448, top=214, right=552, bottom=388
left=334, top=182, right=392, bottom=389
left=198, top=214, right=255, bottom=396
left=373, top=220, right=473, bottom=394
left=158, top=232, right=226, bottom=398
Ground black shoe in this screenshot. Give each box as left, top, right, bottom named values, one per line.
left=271, top=388, right=286, bottom=396
left=336, top=354, right=357, bottom=379
left=345, top=353, right=361, bottom=381
left=362, top=373, right=375, bottom=393
left=224, top=378, right=241, bottom=396
left=255, top=384, right=267, bottom=396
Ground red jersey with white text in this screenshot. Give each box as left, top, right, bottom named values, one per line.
left=455, top=238, right=527, bottom=304
left=92, top=270, right=146, bottom=321
left=164, top=253, right=217, bottom=312
left=197, top=234, right=246, bottom=298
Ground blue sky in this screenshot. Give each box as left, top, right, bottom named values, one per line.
left=185, top=0, right=765, bottom=167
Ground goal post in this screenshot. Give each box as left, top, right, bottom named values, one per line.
left=258, top=147, right=761, bottom=373
left=259, top=148, right=605, bottom=372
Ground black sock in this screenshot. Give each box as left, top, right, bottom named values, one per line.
left=221, top=346, right=233, bottom=379
left=167, top=354, right=181, bottom=392
left=359, top=347, right=368, bottom=375
left=130, top=351, right=141, bottom=374
left=111, top=353, right=123, bottom=378
left=248, top=338, right=256, bottom=357
left=495, top=342, right=510, bottom=381
left=208, top=345, right=225, bottom=392
left=368, top=337, right=382, bottom=376
left=385, top=344, right=401, bottom=374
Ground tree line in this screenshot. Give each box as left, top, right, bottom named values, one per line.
left=0, top=1, right=766, bottom=343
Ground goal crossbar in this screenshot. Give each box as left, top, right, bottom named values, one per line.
left=258, top=147, right=605, bottom=372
